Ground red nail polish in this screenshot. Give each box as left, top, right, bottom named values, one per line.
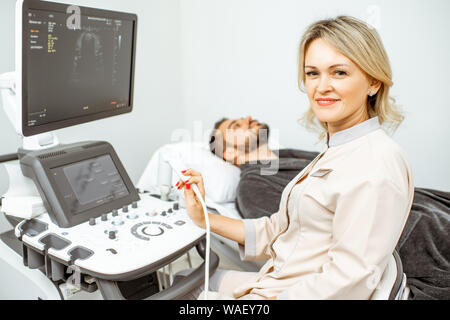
left=175, top=181, right=180, bottom=186
left=186, top=184, right=190, bottom=190
left=181, top=170, right=187, bottom=174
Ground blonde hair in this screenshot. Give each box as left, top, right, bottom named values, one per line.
left=298, top=16, right=403, bottom=139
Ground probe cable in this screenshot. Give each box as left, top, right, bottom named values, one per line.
left=191, top=183, right=210, bottom=300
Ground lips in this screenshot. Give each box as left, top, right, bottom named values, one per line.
left=315, top=98, right=340, bottom=107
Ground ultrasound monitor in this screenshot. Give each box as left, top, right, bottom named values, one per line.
left=17, top=0, right=137, bottom=137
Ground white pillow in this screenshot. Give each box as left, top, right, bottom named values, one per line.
left=137, top=142, right=241, bottom=203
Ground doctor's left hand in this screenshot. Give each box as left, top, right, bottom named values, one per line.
left=176, top=169, right=207, bottom=228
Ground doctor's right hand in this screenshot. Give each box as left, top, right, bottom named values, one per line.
left=176, top=169, right=207, bottom=228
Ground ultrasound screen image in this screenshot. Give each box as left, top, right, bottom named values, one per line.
left=51, top=154, right=130, bottom=215
left=26, top=9, right=134, bottom=128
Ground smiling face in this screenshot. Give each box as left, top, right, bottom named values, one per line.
left=304, top=38, right=380, bottom=135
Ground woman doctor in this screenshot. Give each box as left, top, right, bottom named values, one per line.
left=177, top=16, right=414, bottom=300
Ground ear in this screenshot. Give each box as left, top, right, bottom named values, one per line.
left=368, top=78, right=382, bottom=96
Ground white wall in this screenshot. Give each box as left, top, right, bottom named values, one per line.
left=0, top=0, right=184, bottom=197
left=179, top=0, right=450, bottom=191
left=0, top=0, right=21, bottom=198
left=0, top=0, right=449, bottom=202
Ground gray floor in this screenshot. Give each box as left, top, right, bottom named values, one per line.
left=0, top=213, right=12, bottom=235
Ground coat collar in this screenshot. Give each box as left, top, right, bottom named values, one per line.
left=327, top=117, right=380, bottom=148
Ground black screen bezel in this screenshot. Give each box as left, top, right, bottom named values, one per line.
left=21, top=0, right=138, bottom=137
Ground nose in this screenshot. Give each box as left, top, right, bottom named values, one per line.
left=239, top=116, right=252, bottom=129
left=316, top=75, right=332, bottom=94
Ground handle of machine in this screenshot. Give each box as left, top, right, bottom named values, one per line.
left=145, top=241, right=219, bottom=300
left=0, top=153, right=19, bottom=163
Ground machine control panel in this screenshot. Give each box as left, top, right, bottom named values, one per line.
left=16, top=194, right=205, bottom=280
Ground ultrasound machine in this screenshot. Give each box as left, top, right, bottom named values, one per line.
left=0, top=0, right=218, bottom=300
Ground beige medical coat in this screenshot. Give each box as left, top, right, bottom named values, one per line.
left=227, top=117, right=414, bottom=299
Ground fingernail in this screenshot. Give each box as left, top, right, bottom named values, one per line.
left=175, top=181, right=180, bottom=187
left=177, top=186, right=182, bottom=190
left=185, top=180, right=190, bottom=184
left=181, top=170, right=187, bottom=174
left=186, top=184, right=190, bottom=190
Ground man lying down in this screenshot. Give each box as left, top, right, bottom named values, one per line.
left=208, top=116, right=450, bottom=300
left=208, top=116, right=319, bottom=219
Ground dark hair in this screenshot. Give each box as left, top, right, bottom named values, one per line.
left=209, top=117, right=228, bottom=157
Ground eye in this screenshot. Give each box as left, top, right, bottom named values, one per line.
left=305, top=71, right=318, bottom=77
left=334, top=70, right=347, bottom=76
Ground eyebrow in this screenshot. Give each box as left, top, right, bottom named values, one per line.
left=304, top=64, right=349, bottom=69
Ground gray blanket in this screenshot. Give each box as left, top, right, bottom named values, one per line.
left=396, top=188, right=450, bottom=300
left=236, top=149, right=318, bottom=219
left=235, top=149, right=450, bottom=300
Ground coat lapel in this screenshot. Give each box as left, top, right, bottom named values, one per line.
left=267, top=149, right=328, bottom=256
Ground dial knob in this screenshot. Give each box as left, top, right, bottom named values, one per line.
left=131, top=201, right=138, bottom=209
left=109, top=231, right=116, bottom=239
left=112, top=209, right=119, bottom=217
left=112, top=218, right=124, bottom=226
left=101, top=214, right=108, bottom=221
left=173, top=202, right=179, bottom=210
left=146, top=211, right=158, bottom=217
left=89, top=218, right=96, bottom=226
left=122, top=205, right=129, bottom=213
left=142, top=225, right=164, bottom=237
left=127, top=213, right=138, bottom=220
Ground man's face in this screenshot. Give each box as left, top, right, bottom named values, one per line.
left=216, top=116, right=270, bottom=163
